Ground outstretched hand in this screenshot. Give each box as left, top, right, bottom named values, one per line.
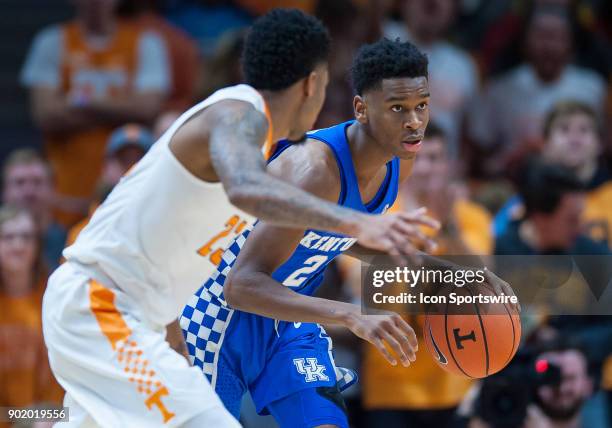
left=354, top=207, right=440, bottom=264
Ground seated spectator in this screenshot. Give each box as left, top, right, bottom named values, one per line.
left=20, top=0, right=170, bottom=226
left=400, top=123, right=493, bottom=254
left=2, top=149, right=66, bottom=270
left=495, top=159, right=609, bottom=255
left=494, top=101, right=612, bottom=247
left=478, top=0, right=612, bottom=80
left=66, top=124, right=153, bottom=247
left=0, top=206, right=63, bottom=407
left=384, top=0, right=479, bottom=158
left=361, top=124, right=490, bottom=428
left=470, top=4, right=607, bottom=177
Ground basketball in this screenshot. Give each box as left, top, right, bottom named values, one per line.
left=423, top=285, right=521, bottom=378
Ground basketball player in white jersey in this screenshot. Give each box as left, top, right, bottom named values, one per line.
left=42, top=9, right=437, bottom=427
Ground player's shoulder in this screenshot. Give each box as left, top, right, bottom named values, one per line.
left=268, top=138, right=341, bottom=201
left=187, top=97, right=269, bottom=142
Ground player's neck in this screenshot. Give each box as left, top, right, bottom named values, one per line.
left=258, top=90, right=295, bottom=141
left=346, top=122, right=394, bottom=180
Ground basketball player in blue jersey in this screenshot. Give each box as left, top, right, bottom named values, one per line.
left=180, top=38, right=441, bottom=428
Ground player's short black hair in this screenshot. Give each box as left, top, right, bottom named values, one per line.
left=242, top=8, right=330, bottom=91
left=351, top=38, right=428, bottom=95
left=519, top=158, right=585, bottom=216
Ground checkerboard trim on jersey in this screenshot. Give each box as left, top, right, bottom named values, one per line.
left=180, top=230, right=250, bottom=382
left=335, top=366, right=358, bottom=391
left=181, top=287, right=233, bottom=381
left=203, top=229, right=251, bottom=307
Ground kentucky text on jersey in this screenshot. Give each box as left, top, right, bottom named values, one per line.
left=299, top=232, right=357, bottom=252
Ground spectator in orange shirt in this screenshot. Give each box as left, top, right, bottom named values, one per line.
left=2, top=149, right=66, bottom=270
left=494, top=100, right=612, bottom=247
left=20, top=0, right=170, bottom=227
left=0, top=206, right=63, bottom=408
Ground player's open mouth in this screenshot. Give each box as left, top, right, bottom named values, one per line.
left=401, top=139, right=422, bottom=153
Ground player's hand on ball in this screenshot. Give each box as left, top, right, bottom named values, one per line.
left=483, top=268, right=521, bottom=313
left=355, top=207, right=440, bottom=262
left=346, top=312, right=418, bottom=367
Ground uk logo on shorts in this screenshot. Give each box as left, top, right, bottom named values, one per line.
left=293, top=358, right=329, bottom=382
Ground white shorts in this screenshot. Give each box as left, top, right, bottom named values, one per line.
left=42, top=262, right=241, bottom=428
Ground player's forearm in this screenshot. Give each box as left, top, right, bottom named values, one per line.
left=225, top=270, right=360, bottom=327
left=227, top=173, right=364, bottom=236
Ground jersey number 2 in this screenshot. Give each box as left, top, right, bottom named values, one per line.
left=283, top=255, right=328, bottom=287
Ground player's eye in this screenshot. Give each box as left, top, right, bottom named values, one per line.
left=391, top=105, right=403, bottom=112
left=416, top=102, right=428, bottom=111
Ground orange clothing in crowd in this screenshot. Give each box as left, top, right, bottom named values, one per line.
left=363, top=317, right=473, bottom=410
left=583, top=181, right=612, bottom=245
left=50, top=22, right=142, bottom=227
left=361, top=197, right=492, bottom=410
left=448, top=199, right=494, bottom=255
left=134, top=12, right=198, bottom=111
left=21, top=20, right=170, bottom=227
left=0, top=281, right=64, bottom=408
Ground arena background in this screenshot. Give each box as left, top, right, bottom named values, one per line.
left=1, top=0, right=611, bottom=427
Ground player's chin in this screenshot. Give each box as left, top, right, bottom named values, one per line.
left=397, top=150, right=417, bottom=160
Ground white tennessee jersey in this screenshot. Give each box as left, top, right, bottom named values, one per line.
left=64, top=84, right=270, bottom=327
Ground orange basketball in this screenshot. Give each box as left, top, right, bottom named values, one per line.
left=423, top=285, right=521, bottom=378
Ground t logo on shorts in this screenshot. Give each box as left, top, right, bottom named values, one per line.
left=293, top=358, right=329, bottom=382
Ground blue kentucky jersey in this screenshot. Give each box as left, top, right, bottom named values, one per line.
left=266, top=120, right=400, bottom=296
left=181, top=120, right=400, bottom=417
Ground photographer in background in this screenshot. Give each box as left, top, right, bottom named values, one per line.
left=465, top=340, right=594, bottom=428
left=533, top=344, right=594, bottom=428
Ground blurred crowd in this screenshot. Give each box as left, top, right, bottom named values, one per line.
left=2, top=0, right=612, bottom=427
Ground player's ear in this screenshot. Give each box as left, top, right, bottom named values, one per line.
left=304, top=71, right=318, bottom=98
left=354, top=95, right=367, bottom=124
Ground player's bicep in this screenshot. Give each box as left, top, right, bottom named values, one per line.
left=208, top=102, right=269, bottom=190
